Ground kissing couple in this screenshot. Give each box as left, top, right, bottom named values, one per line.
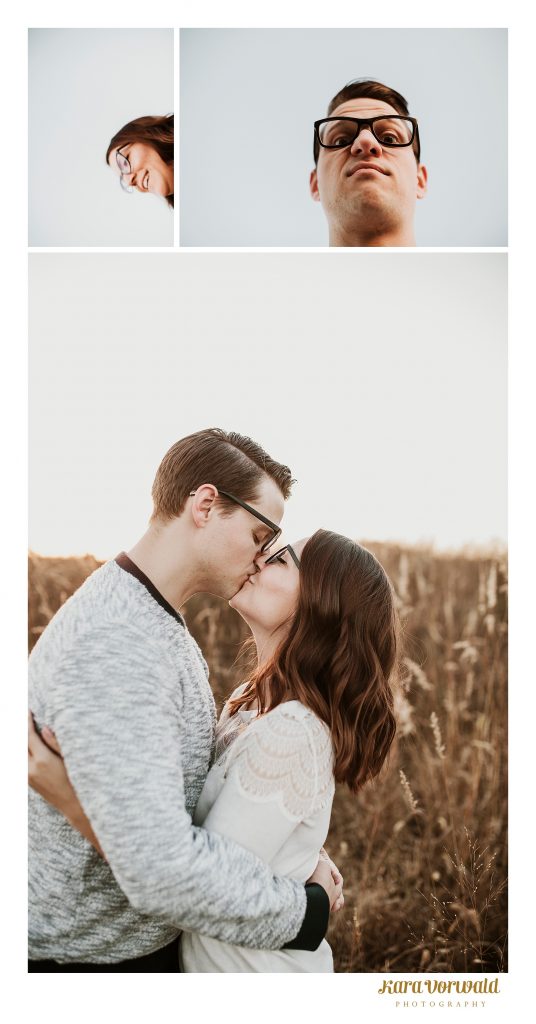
left=28, top=428, right=398, bottom=973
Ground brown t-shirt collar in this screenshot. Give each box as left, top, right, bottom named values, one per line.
left=115, top=552, right=185, bottom=627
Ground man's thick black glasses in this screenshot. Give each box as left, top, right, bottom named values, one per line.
left=189, top=488, right=281, bottom=552
left=314, top=115, right=419, bottom=153
left=264, top=544, right=301, bottom=569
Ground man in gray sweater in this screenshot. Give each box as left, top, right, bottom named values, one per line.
left=28, top=428, right=339, bottom=971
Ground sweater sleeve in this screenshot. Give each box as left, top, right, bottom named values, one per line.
left=46, top=622, right=307, bottom=951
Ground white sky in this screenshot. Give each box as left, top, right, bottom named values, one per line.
left=29, top=252, right=506, bottom=557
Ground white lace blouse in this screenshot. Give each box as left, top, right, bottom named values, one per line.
left=180, top=689, right=336, bottom=973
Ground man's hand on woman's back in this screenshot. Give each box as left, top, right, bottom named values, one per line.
left=308, top=849, right=344, bottom=911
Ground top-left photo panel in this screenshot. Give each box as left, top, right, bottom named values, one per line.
left=28, top=28, right=174, bottom=247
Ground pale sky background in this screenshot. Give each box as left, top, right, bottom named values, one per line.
left=180, top=27, right=507, bottom=247
left=29, top=252, right=506, bottom=557
left=28, top=29, right=173, bottom=246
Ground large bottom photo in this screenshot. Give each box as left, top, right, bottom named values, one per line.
left=28, top=251, right=507, bottom=974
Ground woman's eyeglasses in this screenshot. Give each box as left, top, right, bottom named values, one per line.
left=264, top=545, right=301, bottom=569
left=116, top=147, right=133, bottom=193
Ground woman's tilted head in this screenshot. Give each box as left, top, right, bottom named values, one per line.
left=106, top=114, right=174, bottom=206
left=230, top=538, right=305, bottom=636
left=229, top=529, right=399, bottom=793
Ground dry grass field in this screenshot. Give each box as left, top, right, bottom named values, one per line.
left=28, top=543, right=507, bottom=973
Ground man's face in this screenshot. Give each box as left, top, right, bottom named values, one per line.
left=310, top=97, right=427, bottom=238
left=199, top=475, right=286, bottom=600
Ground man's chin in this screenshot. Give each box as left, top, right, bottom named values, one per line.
left=346, top=179, right=387, bottom=204
left=339, top=187, right=398, bottom=229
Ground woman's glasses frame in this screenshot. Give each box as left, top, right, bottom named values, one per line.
left=116, top=147, right=134, bottom=192
left=264, top=544, right=301, bottom=569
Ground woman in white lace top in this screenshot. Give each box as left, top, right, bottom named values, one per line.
left=180, top=693, right=336, bottom=972
left=28, top=530, right=399, bottom=972
left=180, top=530, right=398, bottom=972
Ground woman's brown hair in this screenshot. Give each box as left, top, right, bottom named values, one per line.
left=106, top=114, right=174, bottom=208
left=228, top=530, right=398, bottom=793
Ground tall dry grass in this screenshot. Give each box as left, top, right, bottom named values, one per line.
left=28, top=543, right=507, bottom=972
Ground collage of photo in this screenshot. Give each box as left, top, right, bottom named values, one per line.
left=27, top=26, right=508, bottom=983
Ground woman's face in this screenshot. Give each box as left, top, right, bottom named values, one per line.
left=229, top=538, right=308, bottom=636
left=109, top=142, right=173, bottom=197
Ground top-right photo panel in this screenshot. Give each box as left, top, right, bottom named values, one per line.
left=180, top=28, right=506, bottom=248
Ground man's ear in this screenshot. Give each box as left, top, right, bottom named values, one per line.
left=309, top=167, right=321, bottom=202
left=190, top=484, right=218, bottom=528
left=416, top=163, right=428, bottom=200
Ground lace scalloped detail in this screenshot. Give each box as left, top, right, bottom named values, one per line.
left=221, top=703, right=335, bottom=822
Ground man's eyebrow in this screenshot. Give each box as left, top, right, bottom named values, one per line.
left=335, top=107, right=397, bottom=116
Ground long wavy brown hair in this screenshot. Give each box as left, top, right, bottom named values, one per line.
left=228, top=530, right=399, bottom=793
left=106, top=114, right=174, bottom=208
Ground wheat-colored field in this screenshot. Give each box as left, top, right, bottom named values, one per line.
left=28, top=543, right=507, bottom=973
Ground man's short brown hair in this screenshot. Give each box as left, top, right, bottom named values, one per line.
left=314, top=78, right=421, bottom=164
left=151, top=428, right=294, bottom=521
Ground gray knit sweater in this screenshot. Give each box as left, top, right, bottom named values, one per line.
left=28, top=558, right=307, bottom=964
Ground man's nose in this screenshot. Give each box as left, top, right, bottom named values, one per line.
left=349, top=128, right=382, bottom=158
